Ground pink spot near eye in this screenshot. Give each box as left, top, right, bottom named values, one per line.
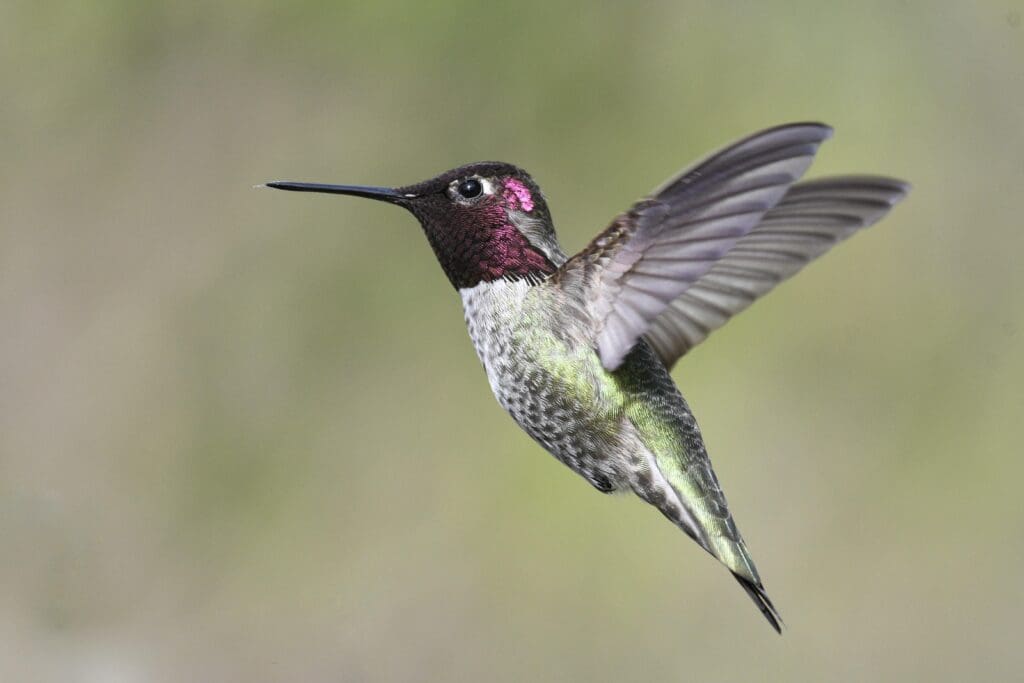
left=504, top=178, right=534, bottom=212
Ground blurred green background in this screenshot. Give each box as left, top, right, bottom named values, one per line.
left=3, top=1, right=1023, bottom=680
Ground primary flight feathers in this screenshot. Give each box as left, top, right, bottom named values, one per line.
left=553, top=123, right=909, bottom=371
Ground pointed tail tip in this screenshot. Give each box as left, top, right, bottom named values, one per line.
left=733, top=573, right=784, bottom=634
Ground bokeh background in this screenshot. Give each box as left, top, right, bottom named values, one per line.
left=4, top=1, right=1023, bottom=680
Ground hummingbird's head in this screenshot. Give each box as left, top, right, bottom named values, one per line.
left=267, top=162, right=563, bottom=290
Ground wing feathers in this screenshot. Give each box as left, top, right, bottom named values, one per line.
left=550, top=124, right=907, bottom=372
left=643, top=175, right=909, bottom=367
left=554, top=123, right=834, bottom=370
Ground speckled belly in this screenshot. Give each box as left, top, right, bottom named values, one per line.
left=459, top=279, right=632, bottom=491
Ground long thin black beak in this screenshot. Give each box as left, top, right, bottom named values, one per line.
left=264, top=181, right=408, bottom=204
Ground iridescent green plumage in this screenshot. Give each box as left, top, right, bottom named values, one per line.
left=463, top=278, right=780, bottom=629
left=268, top=122, right=909, bottom=633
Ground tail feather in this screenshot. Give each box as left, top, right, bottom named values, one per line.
left=734, top=573, right=784, bottom=634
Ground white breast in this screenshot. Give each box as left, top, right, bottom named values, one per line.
left=458, top=279, right=531, bottom=392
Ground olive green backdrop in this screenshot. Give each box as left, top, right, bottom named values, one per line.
left=3, top=1, right=1022, bottom=680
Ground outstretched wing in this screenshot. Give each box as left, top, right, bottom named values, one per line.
left=643, top=176, right=910, bottom=368
left=553, top=123, right=834, bottom=371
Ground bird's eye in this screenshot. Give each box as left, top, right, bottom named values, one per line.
left=457, top=178, right=483, bottom=199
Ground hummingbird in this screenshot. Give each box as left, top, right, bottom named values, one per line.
left=266, top=123, right=908, bottom=632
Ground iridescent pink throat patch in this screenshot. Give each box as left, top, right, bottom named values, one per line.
left=503, top=178, right=535, bottom=212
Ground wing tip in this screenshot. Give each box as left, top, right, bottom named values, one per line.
left=755, top=121, right=834, bottom=142
left=726, top=122, right=835, bottom=157
left=786, top=120, right=833, bottom=134
left=784, top=174, right=911, bottom=205
left=885, top=177, right=912, bottom=201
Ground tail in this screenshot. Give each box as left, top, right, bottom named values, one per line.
left=733, top=573, right=784, bottom=634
